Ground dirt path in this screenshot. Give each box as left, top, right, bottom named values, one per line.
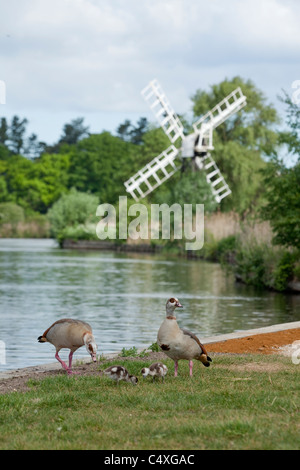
left=207, top=328, right=300, bottom=355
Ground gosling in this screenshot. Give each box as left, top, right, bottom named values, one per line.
left=100, top=365, right=138, bottom=386
left=141, top=362, right=168, bottom=383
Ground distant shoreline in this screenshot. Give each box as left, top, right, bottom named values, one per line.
left=61, top=239, right=300, bottom=293
left=62, top=238, right=162, bottom=253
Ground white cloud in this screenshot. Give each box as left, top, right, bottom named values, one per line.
left=0, top=0, right=299, bottom=142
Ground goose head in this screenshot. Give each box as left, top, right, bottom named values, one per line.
left=129, top=374, right=139, bottom=385
left=84, top=333, right=97, bottom=362
left=141, top=367, right=150, bottom=378
left=165, top=297, right=183, bottom=316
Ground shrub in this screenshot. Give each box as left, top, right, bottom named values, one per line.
left=56, top=224, right=98, bottom=245
left=47, top=188, right=99, bottom=239
left=231, top=238, right=300, bottom=291
left=0, top=202, right=25, bottom=226
left=121, top=346, right=138, bottom=357
left=273, top=251, right=298, bottom=291
left=235, top=241, right=267, bottom=288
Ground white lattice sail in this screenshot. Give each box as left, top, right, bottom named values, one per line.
left=124, top=80, right=247, bottom=203
left=124, top=145, right=179, bottom=201
left=141, top=80, right=184, bottom=144
left=193, top=87, right=246, bottom=151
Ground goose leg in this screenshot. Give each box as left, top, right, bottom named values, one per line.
left=67, top=350, right=80, bottom=375
left=55, top=351, right=69, bottom=372
left=174, top=360, right=178, bottom=377
left=68, top=351, right=73, bottom=370
left=189, top=360, right=193, bottom=377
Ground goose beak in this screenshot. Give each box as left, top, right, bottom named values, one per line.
left=91, top=353, right=97, bottom=362
left=176, top=301, right=183, bottom=308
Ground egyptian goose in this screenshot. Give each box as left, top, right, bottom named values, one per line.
left=38, top=318, right=97, bottom=375
left=100, top=365, right=138, bottom=386
left=157, top=297, right=212, bottom=377
left=141, top=362, right=168, bottom=382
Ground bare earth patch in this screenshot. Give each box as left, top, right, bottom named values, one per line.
left=207, top=328, right=300, bottom=356
left=0, top=351, right=167, bottom=395
left=224, top=362, right=284, bottom=373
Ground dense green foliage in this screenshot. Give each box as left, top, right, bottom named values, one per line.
left=200, top=234, right=300, bottom=292
left=0, top=77, right=280, bottom=215
left=0, top=202, right=25, bottom=225
left=0, top=150, right=70, bottom=212
left=191, top=76, right=279, bottom=213
left=0, top=77, right=299, bottom=271
left=261, top=159, right=300, bottom=248
left=47, top=188, right=99, bottom=241
left=260, top=93, right=300, bottom=249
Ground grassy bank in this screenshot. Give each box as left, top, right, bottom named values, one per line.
left=0, top=354, right=299, bottom=450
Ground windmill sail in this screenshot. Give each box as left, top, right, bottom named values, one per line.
left=141, top=79, right=184, bottom=144
left=124, top=80, right=247, bottom=203
left=195, top=154, right=231, bottom=203
left=193, top=87, right=246, bottom=151
left=124, top=145, right=179, bottom=201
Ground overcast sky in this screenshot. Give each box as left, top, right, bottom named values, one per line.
left=0, top=0, right=299, bottom=144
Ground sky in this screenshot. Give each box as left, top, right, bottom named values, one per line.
left=0, top=0, right=300, bottom=145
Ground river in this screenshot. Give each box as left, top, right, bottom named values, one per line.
left=0, top=238, right=299, bottom=370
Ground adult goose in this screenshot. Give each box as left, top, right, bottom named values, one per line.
left=157, top=298, right=212, bottom=377
left=38, top=318, right=97, bottom=375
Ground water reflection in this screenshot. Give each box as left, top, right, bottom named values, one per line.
left=0, top=239, right=299, bottom=370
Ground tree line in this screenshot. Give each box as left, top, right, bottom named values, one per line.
left=0, top=76, right=299, bottom=249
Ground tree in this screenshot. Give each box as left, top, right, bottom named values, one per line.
left=278, top=90, right=300, bottom=159
left=0, top=202, right=25, bottom=226
left=67, top=132, right=138, bottom=204
left=2, top=152, right=70, bottom=213
left=129, top=117, right=149, bottom=145
left=261, top=158, right=300, bottom=248
left=261, top=92, right=300, bottom=249
left=167, top=169, right=217, bottom=213
left=116, top=117, right=149, bottom=144
left=8, top=116, right=28, bottom=154
left=139, top=127, right=171, bottom=166
left=23, top=133, right=47, bottom=159
left=116, top=119, right=132, bottom=142
left=0, top=118, right=8, bottom=145
left=47, top=188, right=99, bottom=238
left=59, top=117, right=90, bottom=145
left=191, top=77, right=279, bottom=213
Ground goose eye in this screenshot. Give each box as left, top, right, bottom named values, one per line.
left=169, top=297, right=176, bottom=303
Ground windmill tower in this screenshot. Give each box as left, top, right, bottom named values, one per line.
left=124, top=79, right=247, bottom=203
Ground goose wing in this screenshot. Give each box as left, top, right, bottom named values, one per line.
left=181, top=328, right=212, bottom=362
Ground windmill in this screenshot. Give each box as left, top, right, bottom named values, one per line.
left=124, top=79, right=247, bottom=203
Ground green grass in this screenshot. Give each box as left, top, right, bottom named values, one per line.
left=0, top=354, right=299, bottom=450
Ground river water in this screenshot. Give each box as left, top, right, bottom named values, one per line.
left=0, top=238, right=299, bottom=371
